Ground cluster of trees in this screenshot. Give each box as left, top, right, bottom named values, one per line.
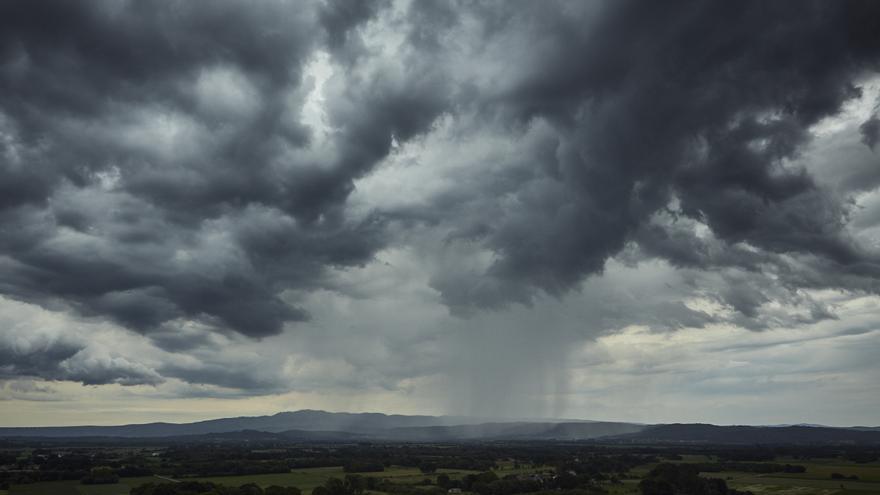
left=441, top=469, right=611, bottom=495
left=80, top=466, right=119, bottom=485
left=0, top=468, right=83, bottom=484
left=160, top=447, right=292, bottom=477
left=170, top=460, right=291, bottom=478
left=312, top=476, right=375, bottom=495
left=9, top=441, right=878, bottom=495
left=0, top=447, right=155, bottom=486
left=145, top=443, right=661, bottom=480
left=305, top=472, right=604, bottom=495
left=131, top=481, right=301, bottom=495
left=470, top=475, right=545, bottom=495
left=830, top=472, right=860, bottom=480
left=692, top=462, right=805, bottom=474
left=639, top=464, right=754, bottom=495
left=845, top=451, right=879, bottom=464
left=158, top=445, right=500, bottom=477
left=431, top=458, right=496, bottom=472
left=557, top=454, right=657, bottom=478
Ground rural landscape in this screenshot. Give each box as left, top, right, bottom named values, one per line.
left=3, top=2, right=880, bottom=495
left=1, top=411, right=880, bottom=495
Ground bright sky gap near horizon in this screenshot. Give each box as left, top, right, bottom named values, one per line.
left=1, top=0, right=880, bottom=428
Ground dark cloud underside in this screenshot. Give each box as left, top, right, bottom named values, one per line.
left=1, top=0, right=880, bottom=391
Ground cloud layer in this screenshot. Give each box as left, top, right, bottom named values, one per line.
left=1, top=0, right=880, bottom=424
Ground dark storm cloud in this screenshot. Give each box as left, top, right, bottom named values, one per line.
left=158, top=361, right=285, bottom=394
left=320, top=0, right=390, bottom=52
left=863, top=116, right=880, bottom=150
left=0, top=331, right=161, bottom=386
left=0, top=0, right=314, bottom=210
left=0, top=337, right=80, bottom=381
left=2, top=0, right=880, bottom=393
left=390, top=0, right=880, bottom=316
left=0, top=0, right=446, bottom=343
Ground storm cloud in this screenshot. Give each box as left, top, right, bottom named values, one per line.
left=389, top=0, right=880, bottom=314
left=1, top=0, right=880, bottom=420
left=0, top=0, right=421, bottom=338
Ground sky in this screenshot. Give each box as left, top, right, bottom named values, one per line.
left=1, top=0, right=880, bottom=428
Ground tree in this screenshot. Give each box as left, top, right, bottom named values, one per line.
left=437, top=474, right=451, bottom=488
left=639, top=463, right=734, bottom=495
left=325, top=478, right=348, bottom=495
left=345, top=474, right=367, bottom=495
left=265, top=486, right=302, bottom=495
left=239, top=483, right=264, bottom=495
left=81, top=466, right=118, bottom=485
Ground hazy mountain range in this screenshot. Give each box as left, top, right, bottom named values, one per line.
left=1, top=410, right=878, bottom=445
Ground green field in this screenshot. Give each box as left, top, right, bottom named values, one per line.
left=724, top=475, right=880, bottom=494
left=774, top=462, right=880, bottom=483
left=690, top=460, right=880, bottom=495
left=7, top=477, right=154, bottom=495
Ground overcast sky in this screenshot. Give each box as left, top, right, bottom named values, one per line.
left=2, top=0, right=880, bottom=427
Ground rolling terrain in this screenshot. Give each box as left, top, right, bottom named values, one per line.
left=1, top=410, right=878, bottom=444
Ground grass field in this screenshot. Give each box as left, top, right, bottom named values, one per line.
left=690, top=460, right=880, bottom=495
left=727, top=476, right=880, bottom=494
left=7, top=477, right=155, bottom=495
left=618, top=455, right=880, bottom=495
left=774, top=462, right=880, bottom=483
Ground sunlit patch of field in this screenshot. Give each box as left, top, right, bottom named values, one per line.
left=701, top=465, right=880, bottom=495
left=689, top=459, right=880, bottom=495
left=725, top=475, right=880, bottom=494
left=773, top=463, right=880, bottom=483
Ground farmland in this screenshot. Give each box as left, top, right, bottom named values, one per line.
left=4, top=466, right=485, bottom=495
left=2, top=442, right=880, bottom=495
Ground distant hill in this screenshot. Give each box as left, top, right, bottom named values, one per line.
left=0, top=410, right=593, bottom=439
left=0, top=410, right=472, bottom=438
left=1, top=410, right=877, bottom=444
left=616, top=423, right=880, bottom=445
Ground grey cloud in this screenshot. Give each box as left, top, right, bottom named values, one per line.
left=0, top=335, right=81, bottom=381
left=0, top=0, right=444, bottom=342
left=383, top=0, right=880, bottom=317
left=59, top=349, right=163, bottom=386
left=862, top=115, right=880, bottom=150
left=320, top=0, right=390, bottom=53
left=0, top=380, right=62, bottom=402
left=0, top=329, right=161, bottom=386
left=2, top=0, right=880, bottom=396
left=159, top=361, right=284, bottom=394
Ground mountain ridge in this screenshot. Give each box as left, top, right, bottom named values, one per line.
left=1, top=410, right=877, bottom=444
